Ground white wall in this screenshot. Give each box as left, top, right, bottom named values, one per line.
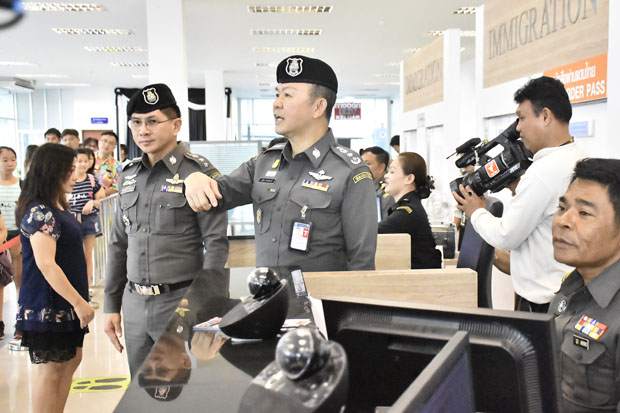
left=69, top=87, right=117, bottom=135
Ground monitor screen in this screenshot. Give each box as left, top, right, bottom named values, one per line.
left=389, top=331, right=475, bottom=413
left=322, top=298, right=561, bottom=413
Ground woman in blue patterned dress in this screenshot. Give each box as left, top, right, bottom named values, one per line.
left=16, top=143, right=95, bottom=413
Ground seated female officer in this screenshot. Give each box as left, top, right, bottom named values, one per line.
left=378, top=152, right=442, bottom=269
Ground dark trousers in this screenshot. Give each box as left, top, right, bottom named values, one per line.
left=514, top=294, right=550, bottom=313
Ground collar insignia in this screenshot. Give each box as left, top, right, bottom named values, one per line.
left=336, top=147, right=348, bottom=154
left=143, top=88, right=159, bottom=105
left=312, top=147, right=320, bottom=159
left=351, top=156, right=361, bottom=165
left=309, top=170, right=332, bottom=181
left=286, top=57, right=303, bottom=77
left=557, top=300, right=567, bottom=313
left=169, top=155, right=177, bottom=165
left=166, top=174, right=184, bottom=184
left=272, top=159, right=280, bottom=169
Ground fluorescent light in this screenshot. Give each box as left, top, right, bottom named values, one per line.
left=402, top=48, right=420, bottom=54
left=256, top=74, right=276, bottom=78
left=110, top=62, right=149, bottom=67
left=453, top=7, right=476, bottom=15
left=24, top=2, right=105, bottom=12
left=84, top=46, right=147, bottom=52
left=248, top=6, right=333, bottom=13
left=372, top=73, right=399, bottom=78
left=255, top=62, right=277, bottom=67
left=253, top=47, right=315, bottom=53
left=363, top=82, right=400, bottom=87
left=15, top=73, right=68, bottom=78
left=45, top=83, right=91, bottom=87
left=427, top=30, right=476, bottom=37
left=53, top=28, right=132, bottom=35
left=386, top=62, right=400, bottom=67
left=258, top=82, right=276, bottom=87
left=0, top=61, right=38, bottom=66
left=251, top=29, right=322, bottom=36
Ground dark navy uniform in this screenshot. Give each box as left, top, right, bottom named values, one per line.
left=549, top=258, right=620, bottom=412
left=378, top=190, right=441, bottom=269
left=216, top=129, right=377, bottom=271
left=105, top=142, right=228, bottom=375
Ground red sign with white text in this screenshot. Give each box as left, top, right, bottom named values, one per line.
left=334, top=103, right=361, bottom=120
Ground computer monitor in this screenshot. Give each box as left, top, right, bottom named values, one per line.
left=321, top=297, right=561, bottom=413
left=389, top=330, right=475, bottom=413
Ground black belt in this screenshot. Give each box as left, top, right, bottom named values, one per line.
left=129, top=280, right=193, bottom=296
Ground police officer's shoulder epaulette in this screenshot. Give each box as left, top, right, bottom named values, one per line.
left=184, top=152, right=221, bottom=179
left=122, top=157, right=141, bottom=172
left=396, top=206, right=413, bottom=214
left=561, top=271, right=573, bottom=283
left=331, top=144, right=364, bottom=169
left=265, top=142, right=286, bottom=152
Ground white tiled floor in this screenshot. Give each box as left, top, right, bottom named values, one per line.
left=0, top=286, right=129, bottom=413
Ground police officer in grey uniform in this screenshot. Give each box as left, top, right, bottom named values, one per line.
left=103, top=83, right=228, bottom=376
left=549, top=158, right=620, bottom=412
left=361, top=146, right=395, bottom=220
left=184, top=55, right=377, bottom=271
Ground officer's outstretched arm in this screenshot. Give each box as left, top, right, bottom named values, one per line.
left=185, top=172, right=222, bottom=212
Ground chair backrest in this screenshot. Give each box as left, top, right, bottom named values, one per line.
left=376, top=233, right=411, bottom=270
left=456, top=199, right=503, bottom=308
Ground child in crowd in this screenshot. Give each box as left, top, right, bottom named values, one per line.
left=0, top=146, right=23, bottom=338
left=68, top=148, right=104, bottom=307
left=16, top=143, right=94, bottom=413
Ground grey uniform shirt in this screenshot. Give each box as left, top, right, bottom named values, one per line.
left=549, top=258, right=620, bottom=412
left=216, top=129, right=377, bottom=271
left=104, top=142, right=229, bottom=313
left=375, top=175, right=395, bottom=221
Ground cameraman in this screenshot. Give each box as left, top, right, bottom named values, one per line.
left=453, top=76, right=586, bottom=313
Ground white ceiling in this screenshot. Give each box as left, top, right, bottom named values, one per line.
left=0, top=0, right=490, bottom=99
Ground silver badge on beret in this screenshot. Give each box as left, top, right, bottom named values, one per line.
left=286, top=57, right=303, bottom=77
left=557, top=299, right=567, bottom=313
left=143, top=88, right=159, bottom=105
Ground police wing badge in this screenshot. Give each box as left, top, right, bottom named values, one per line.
left=143, top=88, right=159, bottom=105
left=286, top=57, right=303, bottom=77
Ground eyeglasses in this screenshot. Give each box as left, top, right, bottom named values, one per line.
left=127, top=118, right=176, bottom=129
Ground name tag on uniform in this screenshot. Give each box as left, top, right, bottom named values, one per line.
left=290, top=220, right=312, bottom=252
left=121, top=185, right=135, bottom=194
left=573, top=335, right=590, bottom=350
left=265, top=170, right=277, bottom=178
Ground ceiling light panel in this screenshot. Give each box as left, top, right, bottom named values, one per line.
left=84, top=46, right=147, bottom=52
left=256, top=74, right=276, bottom=78
left=24, top=2, right=105, bottom=12
left=372, top=73, right=399, bottom=78
left=426, top=30, right=476, bottom=37
left=53, top=28, right=132, bottom=35
left=0, top=61, right=38, bottom=66
left=363, top=82, right=400, bottom=87
left=248, top=6, right=333, bottom=14
left=453, top=7, right=476, bottom=14
left=258, top=82, right=276, bottom=87
left=110, top=62, right=149, bottom=67
left=402, top=48, right=420, bottom=54
left=251, top=29, right=322, bottom=36
left=255, top=62, right=277, bottom=67
left=253, top=47, right=315, bottom=53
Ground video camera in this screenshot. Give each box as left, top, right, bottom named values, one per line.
left=449, top=119, right=532, bottom=198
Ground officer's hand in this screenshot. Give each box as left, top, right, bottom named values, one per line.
left=184, top=172, right=222, bottom=212
left=74, top=299, right=95, bottom=329
left=104, top=313, right=124, bottom=353
left=190, top=330, right=228, bottom=361
left=453, top=184, right=487, bottom=218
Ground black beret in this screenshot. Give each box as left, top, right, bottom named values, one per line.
left=127, top=83, right=177, bottom=116
left=276, top=55, right=338, bottom=93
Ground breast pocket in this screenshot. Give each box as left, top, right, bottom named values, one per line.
left=119, top=192, right=139, bottom=234
left=251, top=187, right=279, bottom=234
left=154, top=195, right=191, bottom=235
left=289, top=191, right=333, bottom=220
left=560, top=336, right=615, bottom=406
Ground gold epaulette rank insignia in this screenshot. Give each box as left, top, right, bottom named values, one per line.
left=396, top=206, right=413, bottom=214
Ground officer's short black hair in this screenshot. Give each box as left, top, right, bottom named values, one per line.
left=390, top=135, right=400, bottom=147
left=514, top=76, right=572, bottom=124
left=61, top=128, right=79, bottom=138
left=360, top=146, right=389, bottom=168
left=101, top=131, right=118, bottom=141
left=570, top=158, right=620, bottom=225
left=309, top=84, right=336, bottom=122
left=45, top=128, right=61, bottom=138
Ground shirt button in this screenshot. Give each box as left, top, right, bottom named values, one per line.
left=140, top=252, right=145, bottom=256
left=142, top=228, right=147, bottom=233
left=122, top=204, right=127, bottom=208
left=271, top=237, right=276, bottom=242
left=144, top=203, right=149, bottom=208
left=277, top=207, right=282, bottom=212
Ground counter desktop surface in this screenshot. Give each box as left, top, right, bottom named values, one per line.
left=113, top=267, right=312, bottom=412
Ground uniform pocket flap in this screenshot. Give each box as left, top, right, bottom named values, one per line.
left=561, top=335, right=606, bottom=364
left=290, top=191, right=332, bottom=209
left=120, top=192, right=139, bottom=209
left=163, top=196, right=187, bottom=209
left=253, top=188, right=279, bottom=204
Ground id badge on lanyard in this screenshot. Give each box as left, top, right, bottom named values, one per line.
left=290, top=205, right=312, bottom=252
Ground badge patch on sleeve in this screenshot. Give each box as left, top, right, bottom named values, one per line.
left=353, top=172, right=372, bottom=184
left=575, top=315, right=608, bottom=340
